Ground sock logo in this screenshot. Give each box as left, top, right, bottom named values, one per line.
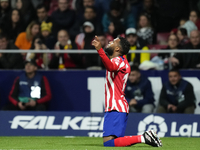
left=137, top=115, right=168, bottom=137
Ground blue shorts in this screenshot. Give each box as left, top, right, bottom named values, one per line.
left=103, top=111, right=128, bottom=137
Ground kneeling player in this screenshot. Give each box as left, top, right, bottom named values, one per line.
left=92, top=36, right=162, bottom=147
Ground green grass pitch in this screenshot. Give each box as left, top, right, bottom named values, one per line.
left=0, top=137, right=199, bottom=150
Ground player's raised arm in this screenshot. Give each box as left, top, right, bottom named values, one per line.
left=92, top=36, right=118, bottom=71
left=92, top=36, right=102, bottom=51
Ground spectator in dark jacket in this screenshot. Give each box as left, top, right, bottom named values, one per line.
left=157, top=69, right=196, bottom=114
left=15, top=0, right=36, bottom=28
left=40, top=21, right=56, bottom=49
left=171, top=30, right=200, bottom=69
left=51, top=0, right=76, bottom=36
left=158, top=34, right=180, bottom=70
left=3, top=9, right=25, bottom=43
left=189, top=9, right=200, bottom=31
left=0, top=0, right=11, bottom=24
left=176, top=28, right=190, bottom=46
left=106, top=20, right=125, bottom=42
left=35, top=4, right=52, bottom=25
left=0, top=34, right=24, bottom=69
left=140, top=0, right=158, bottom=29
left=102, top=0, right=135, bottom=33
left=156, top=0, right=190, bottom=32
left=75, top=21, right=100, bottom=68
left=70, top=6, right=102, bottom=40
left=2, top=59, right=52, bottom=111
left=125, top=65, right=155, bottom=113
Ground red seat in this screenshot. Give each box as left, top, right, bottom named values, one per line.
left=157, top=32, right=170, bottom=45
left=148, top=44, right=168, bottom=58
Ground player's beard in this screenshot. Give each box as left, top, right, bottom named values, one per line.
left=105, top=47, right=114, bottom=56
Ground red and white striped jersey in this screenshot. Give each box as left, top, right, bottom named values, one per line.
left=97, top=48, right=130, bottom=113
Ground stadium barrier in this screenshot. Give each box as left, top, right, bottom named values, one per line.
left=0, top=70, right=200, bottom=113
left=0, top=111, right=199, bottom=137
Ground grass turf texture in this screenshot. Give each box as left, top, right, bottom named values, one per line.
left=0, top=137, right=199, bottom=150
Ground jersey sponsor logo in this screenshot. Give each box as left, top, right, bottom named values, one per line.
left=9, top=115, right=104, bottom=130
left=138, top=114, right=168, bottom=137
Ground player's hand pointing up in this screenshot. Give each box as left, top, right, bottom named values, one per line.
left=92, top=36, right=102, bottom=51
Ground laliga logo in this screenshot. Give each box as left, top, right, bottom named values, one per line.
left=137, top=114, right=168, bottom=137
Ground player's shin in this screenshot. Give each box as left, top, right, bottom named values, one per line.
left=104, top=135, right=144, bottom=147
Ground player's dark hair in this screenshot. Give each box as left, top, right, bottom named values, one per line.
left=131, top=65, right=140, bottom=72
left=119, top=36, right=130, bottom=55
left=178, top=28, right=187, bottom=36
left=169, top=68, right=181, bottom=75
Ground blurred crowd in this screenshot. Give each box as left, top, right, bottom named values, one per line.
left=0, top=0, right=200, bottom=70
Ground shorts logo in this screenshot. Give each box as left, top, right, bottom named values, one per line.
left=137, top=114, right=168, bottom=137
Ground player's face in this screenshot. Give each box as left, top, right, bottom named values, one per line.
left=168, top=72, right=181, bottom=85
left=129, top=71, right=140, bottom=83
left=105, top=38, right=120, bottom=56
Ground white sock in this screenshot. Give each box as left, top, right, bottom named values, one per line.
left=141, top=135, right=145, bottom=143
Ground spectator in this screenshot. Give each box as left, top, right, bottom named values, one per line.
left=0, top=34, right=24, bottom=69
left=158, top=34, right=180, bottom=69
left=125, top=28, right=150, bottom=66
left=40, top=21, right=56, bottom=49
left=15, top=21, right=40, bottom=50
left=16, top=0, right=36, bottom=27
left=31, top=0, right=44, bottom=9
left=176, top=28, right=190, bottom=46
left=3, top=9, right=25, bottom=43
left=156, top=0, right=189, bottom=32
left=26, top=35, right=49, bottom=69
left=47, top=0, right=58, bottom=16
left=51, top=0, right=76, bottom=36
left=2, top=59, right=51, bottom=111
left=157, top=69, right=196, bottom=114
left=49, top=29, right=81, bottom=69
left=102, top=0, right=135, bottom=33
left=70, top=6, right=102, bottom=39
left=137, top=13, right=154, bottom=44
left=75, top=0, right=99, bottom=20
left=35, top=4, right=52, bottom=24
left=75, top=21, right=95, bottom=50
left=97, top=33, right=107, bottom=49
left=75, top=21, right=100, bottom=68
left=140, top=0, right=158, bottom=29
left=125, top=65, right=155, bottom=113
left=171, top=30, right=200, bottom=69
left=189, top=10, right=200, bottom=30
left=106, top=20, right=125, bottom=42
left=170, top=18, right=188, bottom=34
left=181, top=20, right=198, bottom=37
left=0, top=0, right=11, bottom=24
